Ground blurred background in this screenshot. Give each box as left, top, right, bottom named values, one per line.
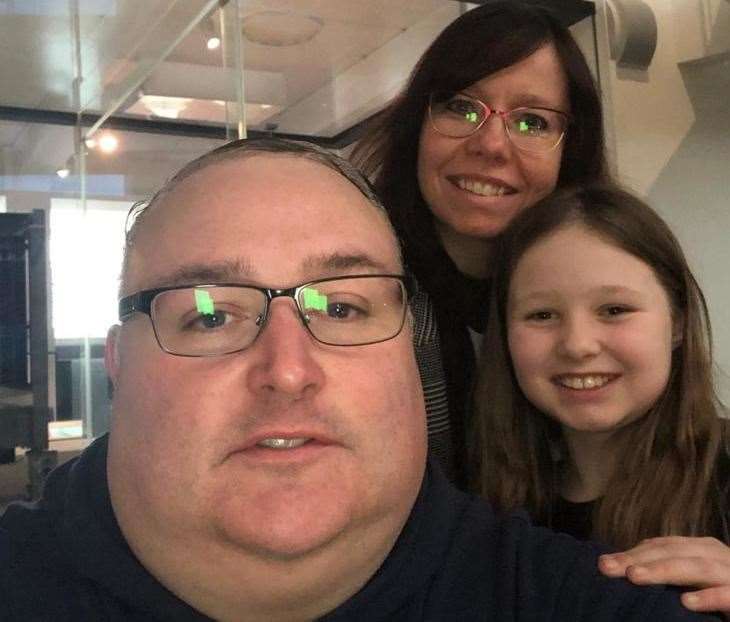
left=0, top=0, right=728, bottom=498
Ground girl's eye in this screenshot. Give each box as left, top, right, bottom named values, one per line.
left=525, top=310, right=554, bottom=321
left=601, top=305, right=633, bottom=317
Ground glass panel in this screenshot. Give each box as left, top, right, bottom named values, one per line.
left=0, top=1, right=78, bottom=111
left=77, top=0, right=221, bottom=116
left=238, top=0, right=462, bottom=139
left=68, top=127, right=227, bottom=439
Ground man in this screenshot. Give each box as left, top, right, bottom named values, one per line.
left=0, top=139, right=716, bottom=621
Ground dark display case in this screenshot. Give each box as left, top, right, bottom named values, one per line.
left=0, top=210, right=57, bottom=498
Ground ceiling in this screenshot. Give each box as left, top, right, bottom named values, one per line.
left=0, top=0, right=594, bottom=196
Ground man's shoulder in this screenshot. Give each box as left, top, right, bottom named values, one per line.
left=0, top=452, right=114, bottom=620
left=1, top=497, right=59, bottom=561
left=0, top=500, right=77, bottom=618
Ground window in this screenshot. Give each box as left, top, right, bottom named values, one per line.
left=49, top=199, right=129, bottom=340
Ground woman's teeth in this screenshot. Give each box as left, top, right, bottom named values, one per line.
left=257, top=438, right=310, bottom=449
left=456, top=178, right=508, bottom=196
left=557, top=375, right=613, bottom=390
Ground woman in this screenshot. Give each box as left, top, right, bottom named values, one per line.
left=352, top=1, right=608, bottom=484
left=472, top=183, right=730, bottom=616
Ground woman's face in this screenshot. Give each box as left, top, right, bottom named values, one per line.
left=506, top=224, right=677, bottom=439
left=417, top=43, right=569, bottom=245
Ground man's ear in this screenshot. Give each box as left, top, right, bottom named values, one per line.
left=105, top=324, right=122, bottom=388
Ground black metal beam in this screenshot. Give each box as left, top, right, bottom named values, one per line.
left=455, top=0, right=594, bottom=27
left=0, top=105, right=371, bottom=149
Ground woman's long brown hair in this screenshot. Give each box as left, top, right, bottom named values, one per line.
left=471, top=184, right=728, bottom=548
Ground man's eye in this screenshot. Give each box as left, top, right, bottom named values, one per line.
left=326, top=302, right=366, bottom=320
left=181, top=308, right=248, bottom=331
left=193, top=311, right=230, bottom=329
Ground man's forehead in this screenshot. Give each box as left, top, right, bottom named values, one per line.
left=133, top=252, right=396, bottom=291
left=124, top=154, right=401, bottom=292
left=148, top=153, right=389, bottom=229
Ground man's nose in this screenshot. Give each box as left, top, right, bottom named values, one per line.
left=556, top=314, right=602, bottom=360
left=246, top=299, right=325, bottom=398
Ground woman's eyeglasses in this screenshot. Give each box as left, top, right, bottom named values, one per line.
left=428, top=92, right=570, bottom=153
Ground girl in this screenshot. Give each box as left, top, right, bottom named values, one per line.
left=472, top=183, right=730, bottom=615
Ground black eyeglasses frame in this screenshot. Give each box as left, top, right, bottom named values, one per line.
left=118, top=273, right=415, bottom=357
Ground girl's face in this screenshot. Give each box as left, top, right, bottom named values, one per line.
left=416, top=43, right=568, bottom=247
left=507, top=224, right=678, bottom=438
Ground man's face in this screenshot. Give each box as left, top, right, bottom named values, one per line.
left=106, top=154, right=426, bottom=563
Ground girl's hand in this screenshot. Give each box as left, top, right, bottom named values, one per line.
left=599, top=536, right=730, bottom=619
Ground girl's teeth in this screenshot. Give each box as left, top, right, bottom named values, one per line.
left=559, top=375, right=612, bottom=390
left=257, top=438, right=309, bottom=449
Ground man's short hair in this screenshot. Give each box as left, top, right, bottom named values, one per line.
left=124, top=137, right=388, bottom=251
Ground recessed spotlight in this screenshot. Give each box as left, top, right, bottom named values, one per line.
left=207, top=36, right=221, bottom=50
left=56, top=168, right=70, bottom=179
left=98, top=133, right=119, bottom=154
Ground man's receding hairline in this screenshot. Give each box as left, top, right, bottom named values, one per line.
left=120, top=138, right=402, bottom=294
left=151, top=149, right=309, bottom=206
left=145, top=150, right=396, bottom=237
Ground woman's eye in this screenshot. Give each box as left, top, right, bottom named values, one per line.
left=446, top=97, right=480, bottom=119
left=514, top=112, right=549, bottom=134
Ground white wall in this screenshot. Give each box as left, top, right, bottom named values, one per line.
left=591, top=0, right=730, bottom=406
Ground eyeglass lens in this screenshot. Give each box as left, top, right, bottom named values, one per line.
left=149, top=276, right=407, bottom=356
left=429, top=92, right=566, bottom=151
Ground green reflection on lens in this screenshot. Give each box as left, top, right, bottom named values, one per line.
left=194, top=288, right=215, bottom=315
left=302, top=287, right=328, bottom=312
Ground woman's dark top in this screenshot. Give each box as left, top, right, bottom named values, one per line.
left=407, top=235, right=490, bottom=487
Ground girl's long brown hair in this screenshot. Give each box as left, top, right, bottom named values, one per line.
left=470, top=184, right=729, bottom=548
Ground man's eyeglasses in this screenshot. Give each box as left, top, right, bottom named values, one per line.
left=119, top=274, right=414, bottom=357
left=428, top=92, right=570, bottom=153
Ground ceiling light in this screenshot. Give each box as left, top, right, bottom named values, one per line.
left=56, top=167, right=70, bottom=179
left=241, top=11, right=323, bottom=47
left=98, top=133, right=119, bottom=154
left=136, top=94, right=193, bottom=119
left=207, top=36, right=221, bottom=50
left=84, top=137, right=97, bottom=149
